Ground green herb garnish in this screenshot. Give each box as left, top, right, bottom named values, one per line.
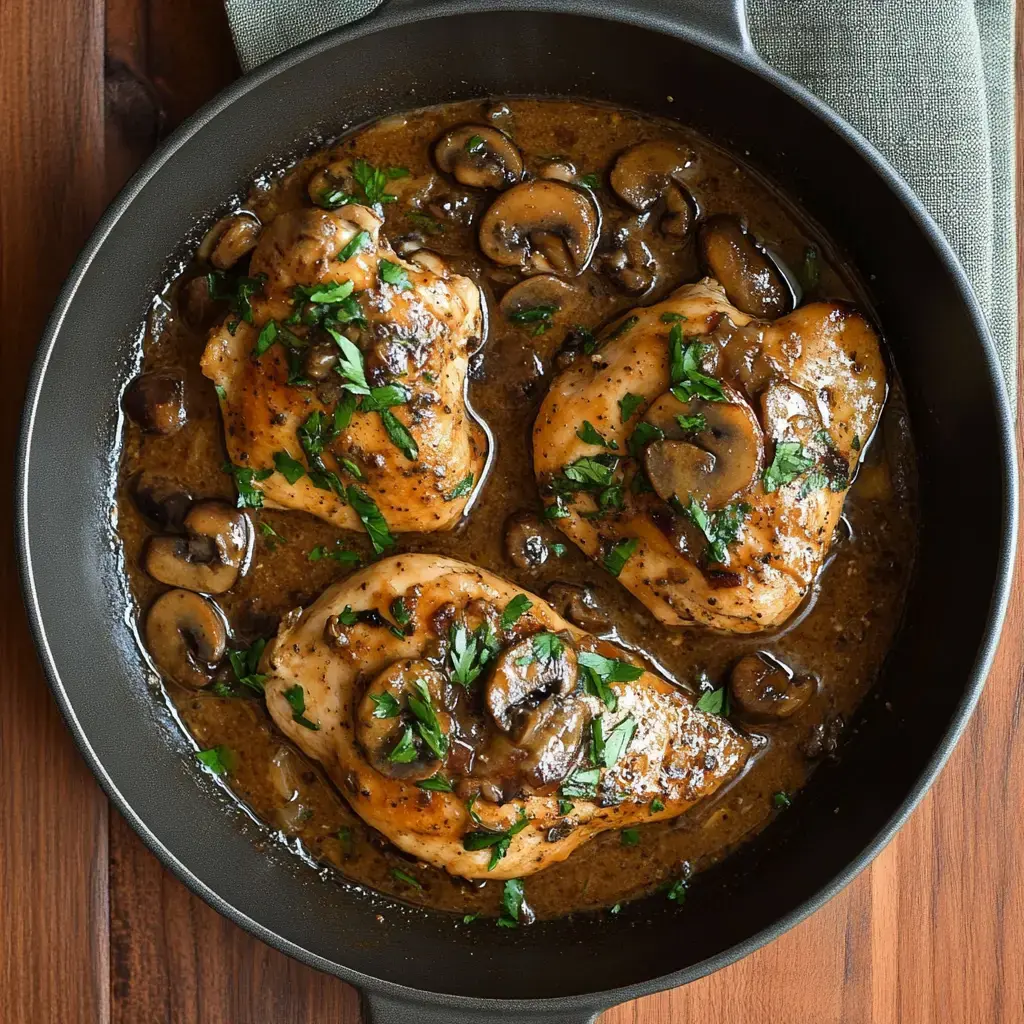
left=284, top=684, right=319, bottom=730
left=369, top=691, right=401, bottom=718
left=576, top=420, right=618, bottom=450
left=627, top=420, right=664, bottom=458
left=223, top=462, right=273, bottom=509
left=660, top=311, right=687, bottom=324
left=650, top=798, right=665, bottom=814
left=500, top=594, right=532, bottom=629
left=620, top=828, right=640, bottom=847
left=463, top=808, right=530, bottom=871
left=497, top=878, right=525, bottom=928
left=668, top=324, right=727, bottom=402
left=195, top=746, right=234, bottom=776
left=391, top=866, right=422, bottom=890
left=273, top=450, right=306, bottom=485
left=680, top=497, right=750, bottom=565
left=337, top=230, right=371, bottom=262
left=379, top=259, right=413, bottom=291
left=417, top=774, right=454, bottom=793
left=603, top=537, right=639, bottom=577
left=560, top=766, right=600, bottom=800
left=388, top=725, right=418, bottom=763
left=618, top=392, right=646, bottom=422
left=465, top=134, right=486, bottom=153
left=762, top=441, right=815, bottom=493
left=676, top=413, right=707, bottom=433
left=227, top=638, right=268, bottom=693
left=695, top=685, right=730, bottom=717
left=773, top=791, right=792, bottom=810
left=347, top=485, right=395, bottom=553
left=607, top=315, right=639, bottom=339
left=508, top=304, right=558, bottom=336
left=443, top=473, right=475, bottom=501
left=407, top=678, right=448, bottom=760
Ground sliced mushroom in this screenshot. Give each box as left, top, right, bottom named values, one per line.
left=434, top=124, right=523, bottom=190
left=145, top=501, right=250, bottom=594
left=609, top=140, right=697, bottom=238
left=514, top=694, right=588, bottom=788
left=700, top=215, right=791, bottom=319
left=122, top=371, right=186, bottom=435
left=499, top=275, right=575, bottom=330
left=131, top=473, right=192, bottom=532
left=407, top=249, right=447, bottom=276
left=544, top=583, right=610, bottom=634
left=600, top=235, right=656, bottom=296
left=504, top=512, right=552, bottom=569
left=302, top=340, right=339, bottom=381
left=179, top=275, right=219, bottom=330
left=486, top=635, right=578, bottom=734
left=478, top=180, right=599, bottom=277
left=356, top=659, right=451, bottom=782
left=730, top=654, right=815, bottom=720
left=537, top=158, right=576, bottom=183
left=641, top=388, right=764, bottom=508
left=198, top=212, right=262, bottom=270
left=145, top=589, right=227, bottom=689
left=759, top=379, right=822, bottom=444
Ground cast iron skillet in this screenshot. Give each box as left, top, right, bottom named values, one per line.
left=17, top=0, right=1017, bottom=1020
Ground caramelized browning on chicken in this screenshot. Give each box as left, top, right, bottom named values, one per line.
left=201, top=203, right=487, bottom=541
left=533, top=279, right=885, bottom=631
left=263, top=554, right=750, bottom=879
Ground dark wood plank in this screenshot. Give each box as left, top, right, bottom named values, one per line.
left=0, top=1, right=111, bottom=1021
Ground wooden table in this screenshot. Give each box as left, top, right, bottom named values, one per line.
left=1, top=2, right=1021, bottom=1020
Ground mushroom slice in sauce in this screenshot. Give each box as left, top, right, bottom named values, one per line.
left=478, top=180, right=599, bottom=277
left=144, top=500, right=251, bottom=594
left=730, top=653, right=815, bottom=720
left=499, top=274, right=575, bottom=332
left=145, top=589, right=227, bottom=690
left=356, top=659, right=451, bottom=782
left=700, top=214, right=791, bottom=319
left=198, top=212, right=262, bottom=270
left=609, top=140, right=698, bottom=237
left=434, top=124, right=524, bottom=190
left=641, top=388, right=764, bottom=509
left=122, top=371, right=186, bottom=436
left=486, top=634, right=578, bottom=734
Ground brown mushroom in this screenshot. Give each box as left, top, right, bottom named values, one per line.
left=609, top=140, right=698, bottom=238
left=145, top=589, right=227, bottom=689
left=759, top=379, right=822, bottom=443
left=406, top=249, right=447, bottom=277
left=179, top=275, right=219, bottom=330
left=499, top=275, right=575, bottom=332
left=356, top=659, right=451, bottom=782
left=700, top=215, right=791, bottom=319
left=302, top=340, right=339, bottom=381
left=131, top=473, right=192, bottom=532
left=641, top=388, right=764, bottom=509
left=600, top=235, right=656, bottom=296
left=514, top=695, right=589, bottom=788
left=544, top=583, right=610, bottom=634
left=198, top=212, right=262, bottom=270
left=434, top=124, right=523, bottom=190
left=730, top=654, right=815, bottom=720
left=537, top=158, right=577, bottom=183
left=486, top=635, right=578, bottom=734
left=478, top=180, right=599, bottom=277
left=122, top=371, right=186, bottom=435
left=504, top=512, right=552, bottom=569
left=144, top=501, right=251, bottom=594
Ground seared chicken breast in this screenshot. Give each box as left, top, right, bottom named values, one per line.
left=201, top=203, right=487, bottom=543
left=533, top=279, right=885, bottom=632
left=262, top=554, right=750, bottom=880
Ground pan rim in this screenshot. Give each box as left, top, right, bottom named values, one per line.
left=15, top=1, right=1017, bottom=1013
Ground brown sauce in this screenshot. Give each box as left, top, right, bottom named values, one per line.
left=114, top=98, right=917, bottom=921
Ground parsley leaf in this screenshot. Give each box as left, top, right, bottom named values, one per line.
left=388, top=725, right=418, bottom=763
left=598, top=715, right=636, bottom=767
left=407, top=678, right=448, bottom=760
left=559, top=455, right=619, bottom=491
left=577, top=172, right=600, bottom=189
left=254, top=319, right=279, bottom=356
left=227, top=638, right=268, bottom=693
left=223, top=462, right=272, bottom=509
left=773, top=791, right=792, bottom=810
left=407, top=210, right=444, bottom=234
left=195, top=746, right=234, bottom=776
left=379, top=259, right=413, bottom=291
left=508, top=304, right=558, bottom=336
left=443, top=473, right=474, bottom=501
left=337, top=230, right=371, bottom=262
left=346, top=485, right=395, bottom=553
left=680, top=497, right=750, bottom=565
left=666, top=878, right=688, bottom=904
left=667, top=324, right=727, bottom=402
left=369, top=691, right=401, bottom=718
left=379, top=408, right=418, bottom=460
left=500, top=594, right=532, bottom=629
left=448, top=622, right=487, bottom=687
left=577, top=651, right=643, bottom=712
left=258, top=520, right=286, bottom=548
left=695, top=685, right=730, bottom=717
left=576, top=420, right=618, bottom=450
left=676, top=413, right=707, bottom=433
left=607, top=315, right=638, bottom=339
left=465, top=134, right=485, bottom=153
left=603, top=537, right=639, bottom=577
left=560, top=766, right=600, bottom=800
left=650, top=797, right=665, bottom=814
left=308, top=543, right=361, bottom=566
left=352, top=158, right=406, bottom=206
left=325, top=328, right=370, bottom=395
left=463, top=808, right=530, bottom=870
left=619, top=392, right=646, bottom=422
left=620, top=828, right=640, bottom=847
left=660, top=311, right=687, bottom=324
left=762, top=441, right=815, bottom=493
left=531, top=632, right=564, bottom=664
left=283, top=684, right=319, bottom=730
left=273, top=450, right=306, bottom=485
left=391, top=866, right=422, bottom=890
left=417, top=774, right=454, bottom=793
left=627, top=420, right=664, bottom=458
left=498, top=878, right=525, bottom=928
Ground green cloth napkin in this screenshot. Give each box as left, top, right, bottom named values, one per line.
left=224, top=0, right=1016, bottom=395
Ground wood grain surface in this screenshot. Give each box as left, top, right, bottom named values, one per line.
left=1, top=2, right=1020, bottom=1020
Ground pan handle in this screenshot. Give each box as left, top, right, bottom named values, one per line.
left=362, top=991, right=601, bottom=1024
left=226, top=0, right=751, bottom=72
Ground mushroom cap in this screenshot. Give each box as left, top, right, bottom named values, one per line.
left=730, top=653, right=815, bottom=719
left=486, top=635, right=578, bottom=735
left=356, top=659, right=451, bottom=782
left=434, top=124, right=524, bottom=190
left=499, top=274, right=576, bottom=324
left=513, top=694, right=588, bottom=789
left=759, top=379, right=822, bottom=443
left=145, top=589, right=227, bottom=689
left=122, top=371, right=186, bottom=436
left=700, top=214, right=791, bottom=319
left=198, top=212, right=262, bottom=270
left=641, top=388, right=764, bottom=509
left=478, top=180, right=599, bottom=277
left=144, top=500, right=250, bottom=595
left=609, top=140, right=697, bottom=211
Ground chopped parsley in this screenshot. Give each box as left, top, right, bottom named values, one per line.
left=448, top=621, right=499, bottom=687
left=607, top=315, right=639, bottom=339
left=762, top=441, right=815, bottom=493
left=524, top=631, right=564, bottom=665
left=227, top=638, right=268, bottom=693
left=560, top=766, right=600, bottom=800
left=620, top=828, right=640, bottom=847
left=668, top=324, right=727, bottom=402
left=462, top=913, right=479, bottom=924
left=680, top=497, right=750, bottom=565
left=497, top=878, right=525, bottom=928
left=660, top=311, right=687, bottom=324
left=508, top=304, right=558, bottom=336
left=337, top=230, right=371, bottom=262
left=550, top=542, right=567, bottom=557
left=618, top=392, right=646, bottom=422
left=223, top=462, right=272, bottom=509
left=369, top=691, right=401, bottom=718
left=443, top=473, right=475, bottom=501
left=542, top=500, right=571, bottom=520
left=576, top=420, right=618, bottom=450
left=695, top=685, right=730, bottom=717
left=666, top=878, right=688, bottom=904
left=773, top=791, right=792, bottom=810
left=283, top=684, right=319, bottom=730
left=627, top=420, right=664, bottom=458
left=379, top=409, right=418, bottom=461
left=307, top=543, right=361, bottom=566
left=463, top=808, right=529, bottom=870
left=390, top=867, right=422, bottom=890
left=379, top=259, right=413, bottom=291
left=347, top=485, right=395, bottom=553
left=207, top=270, right=265, bottom=325
left=407, top=678, right=448, bottom=760
left=676, top=413, right=707, bottom=433
left=595, top=714, right=636, bottom=767
left=500, top=594, right=532, bottom=629
left=388, top=725, right=418, bottom=763
left=650, top=797, right=665, bottom=814
left=258, top=520, right=286, bottom=548
left=407, top=210, right=444, bottom=234
left=560, top=455, right=619, bottom=490
left=603, top=536, right=639, bottom=577
left=577, top=172, right=600, bottom=189
left=417, top=774, right=454, bottom=793
left=254, top=319, right=279, bottom=356
left=465, top=134, right=486, bottom=153
left=390, top=596, right=413, bottom=631
left=352, top=158, right=408, bottom=206
left=558, top=798, right=575, bottom=816
left=578, top=651, right=643, bottom=711
left=326, top=328, right=371, bottom=395
left=195, top=746, right=234, bottom=776
left=273, top=450, right=306, bottom=485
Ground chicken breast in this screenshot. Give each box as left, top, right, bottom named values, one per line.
left=533, top=279, right=885, bottom=632
left=262, top=554, right=750, bottom=880
left=201, top=203, right=487, bottom=543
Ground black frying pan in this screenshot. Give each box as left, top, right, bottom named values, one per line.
left=16, top=1, right=1017, bottom=1021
